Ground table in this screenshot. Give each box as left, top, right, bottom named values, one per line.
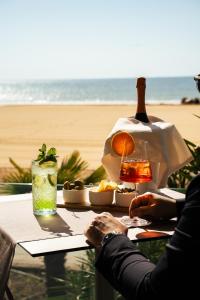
left=0, top=183, right=185, bottom=299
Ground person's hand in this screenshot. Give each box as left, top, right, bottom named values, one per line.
left=129, top=192, right=177, bottom=221
left=84, top=212, right=128, bottom=248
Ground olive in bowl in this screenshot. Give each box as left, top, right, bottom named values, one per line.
left=63, top=180, right=87, bottom=204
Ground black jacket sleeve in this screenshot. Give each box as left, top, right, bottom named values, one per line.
left=95, top=174, right=200, bottom=300
left=96, top=235, right=156, bottom=299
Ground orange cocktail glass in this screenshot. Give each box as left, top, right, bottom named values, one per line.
left=120, top=159, right=152, bottom=183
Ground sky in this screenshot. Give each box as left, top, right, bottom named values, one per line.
left=0, top=0, right=199, bottom=80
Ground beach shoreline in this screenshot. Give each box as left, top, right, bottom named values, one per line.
left=0, top=104, right=200, bottom=174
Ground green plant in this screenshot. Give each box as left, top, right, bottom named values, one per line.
left=57, top=150, right=88, bottom=183
left=4, top=157, right=32, bottom=183
left=168, top=139, right=200, bottom=189
left=83, top=165, right=107, bottom=185
left=168, top=114, right=200, bottom=189
left=74, top=250, right=95, bottom=299
left=138, top=239, right=168, bottom=264
left=43, top=250, right=96, bottom=300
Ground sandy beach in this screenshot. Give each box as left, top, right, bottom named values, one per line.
left=0, top=104, right=200, bottom=173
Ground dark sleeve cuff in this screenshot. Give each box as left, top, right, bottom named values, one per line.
left=95, top=234, right=139, bottom=268
left=95, top=235, right=140, bottom=288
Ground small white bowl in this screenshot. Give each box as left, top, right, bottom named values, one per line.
left=115, top=191, right=136, bottom=207
left=63, top=188, right=87, bottom=204
left=89, top=188, right=114, bottom=206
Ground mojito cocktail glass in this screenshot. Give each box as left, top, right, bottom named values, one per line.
left=32, top=160, right=57, bottom=216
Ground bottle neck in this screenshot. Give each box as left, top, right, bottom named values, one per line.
left=135, top=77, right=149, bottom=123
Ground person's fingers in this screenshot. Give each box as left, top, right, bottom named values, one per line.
left=101, top=212, right=112, bottom=216
left=84, top=224, right=103, bottom=246
left=92, top=215, right=115, bottom=234
left=95, top=214, right=109, bottom=221
left=93, top=213, right=127, bottom=235
left=129, top=194, right=154, bottom=217
left=92, top=219, right=106, bottom=230
left=132, top=194, right=152, bottom=208
left=95, top=213, right=114, bottom=226
left=131, top=204, right=155, bottom=218
left=84, top=224, right=94, bottom=238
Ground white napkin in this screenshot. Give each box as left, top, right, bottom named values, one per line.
left=101, top=116, right=193, bottom=188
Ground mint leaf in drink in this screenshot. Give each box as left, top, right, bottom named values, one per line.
left=35, top=144, right=57, bottom=165
left=39, top=144, right=46, bottom=154
left=47, top=147, right=56, bottom=156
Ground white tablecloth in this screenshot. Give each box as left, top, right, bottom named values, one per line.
left=102, top=116, right=192, bottom=188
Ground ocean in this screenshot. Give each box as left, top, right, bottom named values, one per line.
left=0, top=77, right=199, bottom=105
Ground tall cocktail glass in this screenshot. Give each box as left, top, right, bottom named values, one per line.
left=119, top=140, right=152, bottom=227
left=32, top=160, right=57, bottom=216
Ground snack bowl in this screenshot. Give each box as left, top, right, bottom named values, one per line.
left=115, top=189, right=136, bottom=207
left=89, top=188, right=114, bottom=206
left=63, top=188, right=87, bottom=204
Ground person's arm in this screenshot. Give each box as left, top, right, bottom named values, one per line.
left=95, top=234, right=156, bottom=299
left=85, top=213, right=157, bottom=299
left=149, top=174, right=200, bottom=298
left=173, top=173, right=200, bottom=237
left=85, top=175, right=200, bottom=299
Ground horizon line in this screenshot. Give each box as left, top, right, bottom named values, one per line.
left=0, top=75, right=196, bottom=82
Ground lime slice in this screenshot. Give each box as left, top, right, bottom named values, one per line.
left=48, top=174, right=57, bottom=186
left=33, top=175, right=44, bottom=187
left=40, top=161, right=56, bottom=168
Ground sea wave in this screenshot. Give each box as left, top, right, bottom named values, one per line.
left=0, top=77, right=196, bottom=106
left=0, top=98, right=181, bottom=105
